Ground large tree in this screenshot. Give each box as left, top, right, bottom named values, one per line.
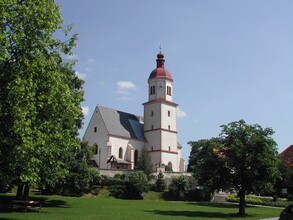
left=188, top=120, right=280, bottom=216
left=0, top=0, right=82, bottom=199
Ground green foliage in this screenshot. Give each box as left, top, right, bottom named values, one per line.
left=126, top=171, right=149, bottom=199
left=275, top=160, right=293, bottom=197
left=137, top=147, right=153, bottom=178
left=188, top=120, right=280, bottom=215
left=0, top=0, right=82, bottom=197
left=154, top=172, right=166, bottom=192
left=165, top=165, right=173, bottom=171
left=168, top=175, right=188, bottom=200
left=107, top=171, right=149, bottom=200
left=226, top=194, right=292, bottom=207
left=42, top=142, right=101, bottom=196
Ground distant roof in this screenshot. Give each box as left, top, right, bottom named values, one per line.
left=107, top=155, right=131, bottom=164
left=279, top=145, right=293, bottom=167
left=97, top=105, right=145, bottom=141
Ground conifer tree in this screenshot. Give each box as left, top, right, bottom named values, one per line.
left=137, top=147, right=153, bottom=178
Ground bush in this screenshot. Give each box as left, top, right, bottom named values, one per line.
left=125, top=171, right=148, bottom=200
left=225, top=194, right=291, bottom=207
left=109, top=185, right=126, bottom=199
left=168, top=175, right=188, bottom=200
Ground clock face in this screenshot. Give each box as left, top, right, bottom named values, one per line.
left=159, top=83, right=164, bottom=90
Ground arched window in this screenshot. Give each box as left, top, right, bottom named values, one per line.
left=168, top=162, right=173, bottom=170
left=93, top=144, right=98, bottom=154
left=134, top=150, right=139, bottom=167
left=119, top=147, right=123, bottom=159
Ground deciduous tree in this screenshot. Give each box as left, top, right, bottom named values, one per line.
left=0, top=0, right=82, bottom=199
left=188, top=120, right=280, bottom=216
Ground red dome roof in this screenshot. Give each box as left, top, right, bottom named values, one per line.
left=148, top=52, right=173, bottom=81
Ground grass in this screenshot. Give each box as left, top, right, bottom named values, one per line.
left=0, top=190, right=282, bottom=220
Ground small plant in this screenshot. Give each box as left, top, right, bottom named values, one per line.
left=155, top=172, right=166, bottom=192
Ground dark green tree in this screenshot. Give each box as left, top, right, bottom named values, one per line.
left=188, top=120, right=280, bottom=216
left=137, top=147, right=153, bottom=178
left=0, top=0, right=81, bottom=199
left=155, top=172, right=166, bottom=192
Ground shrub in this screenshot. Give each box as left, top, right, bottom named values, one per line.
left=168, top=175, right=188, bottom=200
left=125, top=171, right=148, bottom=200
left=108, top=185, right=126, bottom=199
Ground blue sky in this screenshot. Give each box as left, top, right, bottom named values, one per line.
left=57, top=0, right=293, bottom=162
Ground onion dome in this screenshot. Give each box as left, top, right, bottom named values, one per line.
left=149, top=50, right=173, bottom=81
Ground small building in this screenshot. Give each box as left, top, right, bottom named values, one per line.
left=83, top=50, right=185, bottom=172
left=279, top=145, right=293, bottom=167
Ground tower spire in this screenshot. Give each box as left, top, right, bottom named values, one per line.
left=156, top=46, right=165, bottom=68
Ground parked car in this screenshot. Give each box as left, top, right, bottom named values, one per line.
left=279, top=204, right=293, bottom=220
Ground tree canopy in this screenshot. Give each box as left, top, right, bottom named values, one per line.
left=0, top=0, right=82, bottom=198
left=188, top=120, right=280, bottom=216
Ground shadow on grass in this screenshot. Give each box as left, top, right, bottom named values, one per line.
left=146, top=202, right=255, bottom=219
left=146, top=210, right=250, bottom=218
left=0, top=194, right=71, bottom=214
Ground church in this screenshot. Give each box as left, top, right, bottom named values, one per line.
left=83, top=50, right=185, bottom=172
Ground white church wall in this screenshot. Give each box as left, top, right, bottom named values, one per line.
left=108, top=136, right=145, bottom=162
left=161, top=130, right=177, bottom=152
left=143, top=103, right=161, bottom=131
left=161, top=152, right=179, bottom=172
left=144, top=131, right=161, bottom=151
left=161, top=104, right=177, bottom=130
left=83, top=106, right=109, bottom=169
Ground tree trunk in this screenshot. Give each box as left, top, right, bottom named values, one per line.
left=23, top=182, right=30, bottom=201
left=238, top=188, right=246, bottom=216
left=16, top=183, right=24, bottom=200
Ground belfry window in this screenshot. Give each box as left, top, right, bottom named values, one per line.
left=167, top=86, right=172, bottom=96
left=150, top=85, right=156, bottom=95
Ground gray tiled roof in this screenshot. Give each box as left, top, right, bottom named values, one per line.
left=97, top=105, right=145, bottom=141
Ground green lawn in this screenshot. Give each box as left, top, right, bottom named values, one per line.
left=0, top=192, right=282, bottom=220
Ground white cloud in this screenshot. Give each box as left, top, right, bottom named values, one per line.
left=117, top=81, right=136, bottom=90
left=88, top=58, right=95, bottom=63
left=76, top=71, right=86, bottom=79
left=99, top=81, right=105, bottom=87
left=116, top=81, right=137, bottom=100
left=81, top=106, right=89, bottom=117
left=177, top=107, right=187, bottom=119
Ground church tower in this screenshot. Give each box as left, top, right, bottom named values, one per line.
left=143, top=49, right=180, bottom=172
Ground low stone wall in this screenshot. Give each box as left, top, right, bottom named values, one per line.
left=99, top=169, right=192, bottom=185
